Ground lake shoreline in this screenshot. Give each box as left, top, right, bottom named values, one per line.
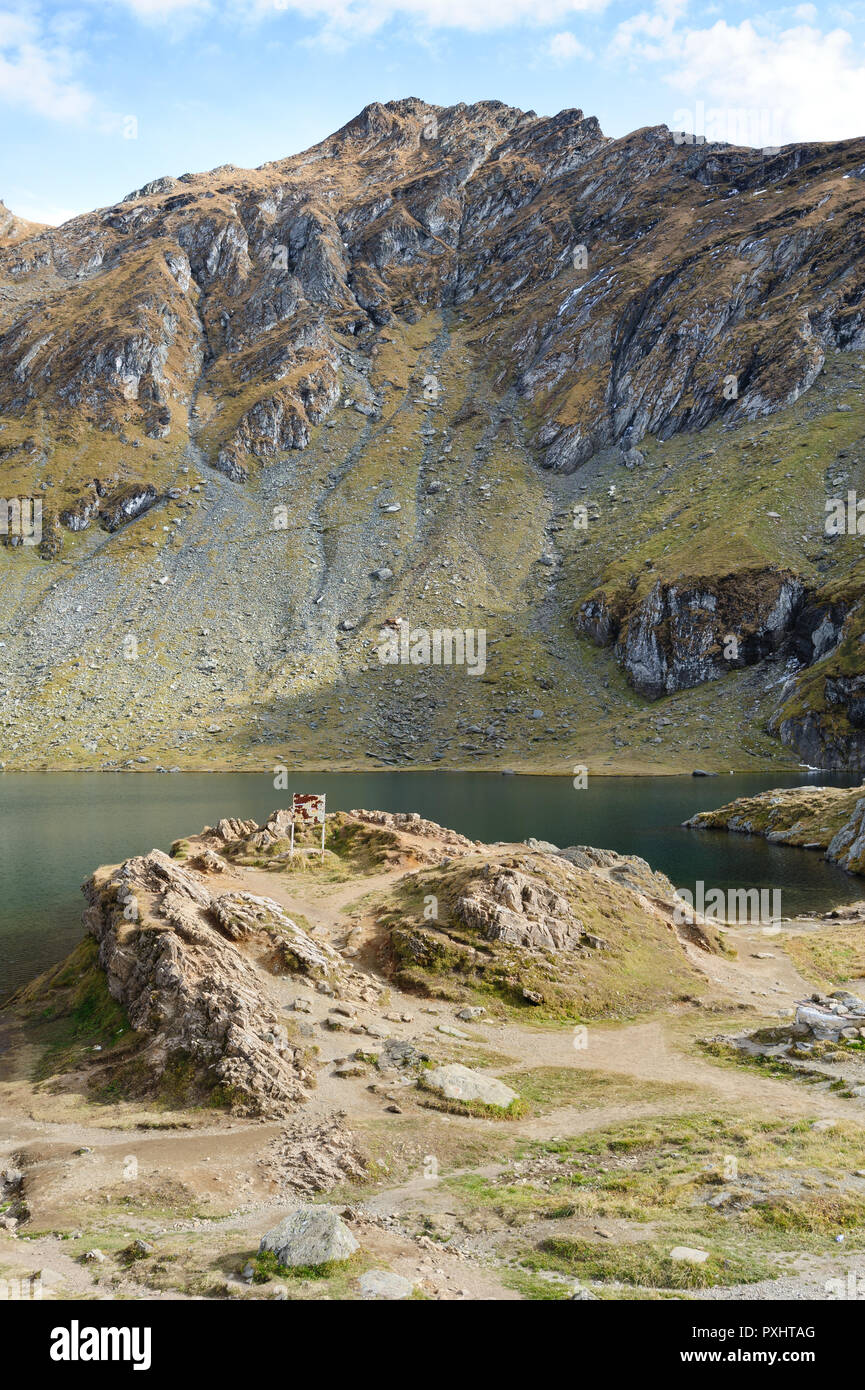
left=0, top=762, right=819, bottom=777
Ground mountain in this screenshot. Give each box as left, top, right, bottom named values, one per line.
left=2, top=97, right=865, bottom=772
left=0, top=200, right=45, bottom=247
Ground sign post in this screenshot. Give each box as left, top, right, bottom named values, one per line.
left=290, top=793, right=326, bottom=858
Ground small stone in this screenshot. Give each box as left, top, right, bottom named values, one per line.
left=358, top=1269, right=414, bottom=1300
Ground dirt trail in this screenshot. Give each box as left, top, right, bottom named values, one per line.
left=241, top=864, right=404, bottom=932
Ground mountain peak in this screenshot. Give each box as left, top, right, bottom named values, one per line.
left=0, top=199, right=45, bottom=245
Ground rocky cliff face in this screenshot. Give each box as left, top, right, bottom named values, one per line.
left=2, top=98, right=865, bottom=771
left=82, top=845, right=342, bottom=1115
left=576, top=567, right=808, bottom=698
left=3, top=99, right=865, bottom=495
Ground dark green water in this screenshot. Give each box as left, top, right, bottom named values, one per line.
left=0, top=771, right=861, bottom=999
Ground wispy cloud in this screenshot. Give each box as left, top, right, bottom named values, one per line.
left=0, top=8, right=94, bottom=121
left=612, top=5, right=865, bottom=144
left=543, top=30, right=593, bottom=63
left=112, top=0, right=210, bottom=17
left=111, top=0, right=609, bottom=36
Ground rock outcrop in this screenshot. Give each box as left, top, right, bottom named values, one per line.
left=576, top=568, right=806, bottom=699
left=455, top=863, right=589, bottom=951
left=712, top=989, right=865, bottom=1095
left=267, top=1116, right=367, bottom=1196
left=348, top=809, right=477, bottom=860
left=684, top=782, right=865, bottom=875
left=385, top=834, right=721, bottom=1014
left=83, top=846, right=341, bottom=1115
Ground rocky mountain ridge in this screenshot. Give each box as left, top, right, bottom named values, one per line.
left=2, top=98, right=865, bottom=770
left=3, top=99, right=864, bottom=481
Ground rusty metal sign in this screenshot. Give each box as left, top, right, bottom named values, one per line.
left=292, top=793, right=326, bottom=824
left=290, top=793, right=326, bottom=856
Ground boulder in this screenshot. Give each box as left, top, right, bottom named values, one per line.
left=422, top=1063, right=518, bottom=1110
left=259, top=1206, right=358, bottom=1268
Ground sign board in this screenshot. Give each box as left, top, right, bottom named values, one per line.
left=290, top=793, right=326, bottom=856
left=292, top=793, right=326, bottom=824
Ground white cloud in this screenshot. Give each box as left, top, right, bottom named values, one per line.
left=609, top=0, right=686, bottom=61
left=116, top=0, right=210, bottom=15
left=0, top=9, right=94, bottom=122
left=544, top=30, right=593, bottom=63
left=111, top=0, right=609, bottom=34
left=613, top=8, right=865, bottom=145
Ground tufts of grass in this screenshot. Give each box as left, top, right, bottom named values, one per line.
left=523, top=1235, right=771, bottom=1289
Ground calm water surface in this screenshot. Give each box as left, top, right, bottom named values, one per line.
left=0, top=771, right=861, bottom=999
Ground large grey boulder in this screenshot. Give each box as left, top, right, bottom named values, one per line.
left=422, top=1063, right=518, bottom=1109
left=259, top=1206, right=359, bottom=1268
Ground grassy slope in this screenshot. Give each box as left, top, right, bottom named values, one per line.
left=1, top=319, right=863, bottom=773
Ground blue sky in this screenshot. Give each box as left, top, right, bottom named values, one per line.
left=2, top=0, right=865, bottom=224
